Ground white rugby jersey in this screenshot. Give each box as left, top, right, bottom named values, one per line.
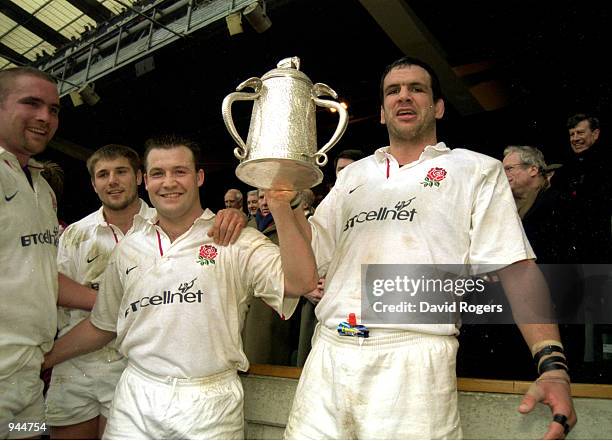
left=0, top=147, right=58, bottom=379
left=91, top=209, right=298, bottom=378
left=56, top=200, right=154, bottom=360
left=310, top=143, right=534, bottom=335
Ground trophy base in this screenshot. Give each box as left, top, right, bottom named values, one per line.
left=236, top=158, right=323, bottom=190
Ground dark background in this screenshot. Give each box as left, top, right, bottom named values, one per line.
left=37, top=0, right=611, bottom=224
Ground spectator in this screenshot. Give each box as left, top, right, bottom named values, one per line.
left=334, top=148, right=365, bottom=177
left=224, top=188, right=244, bottom=211
left=556, top=113, right=612, bottom=263
left=246, top=189, right=258, bottom=227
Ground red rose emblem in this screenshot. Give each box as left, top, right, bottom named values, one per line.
left=197, top=245, right=218, bottom=265
left=421, top=167, right=447, bottom=188
left=199, top=245, right=217, bottom=259
left=427, top=167, right=447, bottom=182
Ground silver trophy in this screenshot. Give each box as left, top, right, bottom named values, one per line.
left=222, top=57, right=348, bottom=190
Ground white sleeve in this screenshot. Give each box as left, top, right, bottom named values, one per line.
left=56, top=224, right=79, bottom=279
left=239, top=230, right=299, bottom=320
left=90, top=250, right=124, bottom=332
left=469, top=159, right=535, bottom=273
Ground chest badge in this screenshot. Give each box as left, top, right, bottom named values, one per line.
left=420, top=167, right=447, bottom=188
left=197, top=244, right=218, bottom=265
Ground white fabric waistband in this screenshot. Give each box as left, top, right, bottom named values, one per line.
left=127, top=362, right=237, bottom=387
left=317, top=324, right=455, bottom=350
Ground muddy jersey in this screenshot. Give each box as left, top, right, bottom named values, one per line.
left=310, top=143, right=534, bottom=335
left=0, top=147, right=59, bottom=379
left=91, top=209, right=298, bottom=378
left=56, top=200, right=154, bottom=359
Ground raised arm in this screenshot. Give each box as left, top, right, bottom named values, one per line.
left=266, top=190, right=318, bottom=297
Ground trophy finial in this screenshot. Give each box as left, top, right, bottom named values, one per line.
left=277, top=56, right=300, bottom=70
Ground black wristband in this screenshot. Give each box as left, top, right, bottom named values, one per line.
left=538, top=356, right=568, bottom=375
left=533, top=345, right=564, bottom=367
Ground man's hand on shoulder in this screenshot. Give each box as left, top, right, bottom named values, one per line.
left=208, top=208, right=247, bottom=246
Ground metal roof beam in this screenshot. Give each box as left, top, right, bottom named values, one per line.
left=64, top=0, right=113, bottom=24
left=1, top=2, right=70, bottom=48
left=0, top=42, right=30, bottom=66
left=359, top=0, right=483, bottom=116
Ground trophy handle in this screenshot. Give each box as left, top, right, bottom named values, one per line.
left=221, top=77, right=263, bottom=160
left=310, top=83, right=349, bottom=166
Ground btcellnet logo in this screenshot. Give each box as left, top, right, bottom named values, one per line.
left=343, top=198, right=417, bottom=232
left=124, top=278, right=205, bottom=317
left=21, top=226, right=59, bottom=247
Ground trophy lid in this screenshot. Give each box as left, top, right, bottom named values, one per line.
left=261, top=56, right=312, bottom=84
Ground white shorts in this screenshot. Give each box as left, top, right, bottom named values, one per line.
left=103, top=363, right=244, bottom=440
left=284, top=325, right=462, bottom=439
left=0, top=349, right=46, bottom=440
left=45, top=348, right=127, bottom=425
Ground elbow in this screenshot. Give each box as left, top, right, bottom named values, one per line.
left=284, top=272, right=318, bottom=298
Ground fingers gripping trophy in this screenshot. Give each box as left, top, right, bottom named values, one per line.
left=222, top=56, right=348, bottom=191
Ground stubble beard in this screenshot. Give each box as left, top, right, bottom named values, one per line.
left=104, top=191, right=138, bottom=212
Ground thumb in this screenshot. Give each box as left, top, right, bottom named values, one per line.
left=518, top=389, right=538, bottom=414
left=519, top=379, right=546, bottom=414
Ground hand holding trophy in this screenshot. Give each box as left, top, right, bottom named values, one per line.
left=222, top=56, right=348, bottom=190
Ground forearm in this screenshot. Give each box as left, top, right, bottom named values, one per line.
left=43, top=318, right=115, bottom=369
left=294, top=205, right=313, bottom=243
left=269, top=201, right=318, bottom=297
left=497, top=259, right=562, bottom=355
left=517, top=324, right=561, bottom=354
left=497, top=259, right=556, bottom=325
left=58, top=272, right=97, bottom=310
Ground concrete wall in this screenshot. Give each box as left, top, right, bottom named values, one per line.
left=241, top=375, right=612, bottom=440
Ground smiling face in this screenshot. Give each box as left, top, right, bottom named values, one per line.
left=569, top=119, right=600, bottom=154
left=380, top=65, right=444, bottom=147
left=247, top=193, right=259, bottom=215
left=0, top=74, right=60, bottom=166
left=144, top=145, right=204, bottom=224
left=92, top=156, right=141, bottom=212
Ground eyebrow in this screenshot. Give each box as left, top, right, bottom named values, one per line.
left=19, top=96, right=61, bottom=110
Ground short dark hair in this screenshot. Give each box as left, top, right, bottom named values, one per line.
left=379, top=56, right=442, bottom=104
left=143, top=134, right=201, bottom=170
left=567, top=113, right=600, bottom=131
left=86, top=144, right=141, bottom=177
left=334, top=149, right=366, bottom=169
left=0, top=67, right=57, bottom=104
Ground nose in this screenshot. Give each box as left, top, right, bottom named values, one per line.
left=398, top=85, right=412, bottom=102
left=108, top=171, right=119, bottom=184
left=160, top=172, right=178, bottom=188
